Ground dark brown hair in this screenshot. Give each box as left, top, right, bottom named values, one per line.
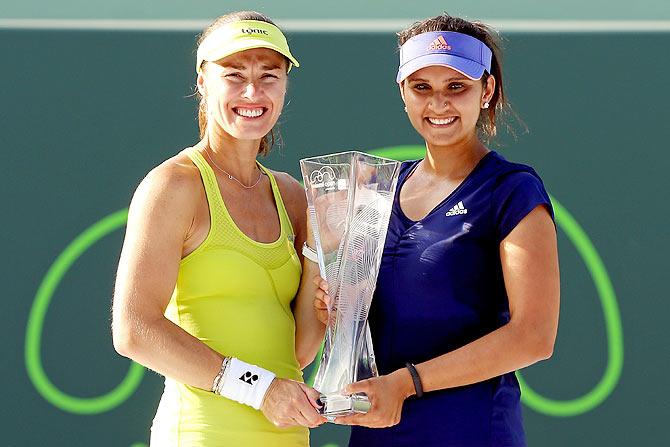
left=398, top=13, right=509, bottom=139
left=196, top=11, right=285, bottom=156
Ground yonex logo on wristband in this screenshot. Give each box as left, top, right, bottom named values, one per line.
left=239, top=371, right=259, bottom=385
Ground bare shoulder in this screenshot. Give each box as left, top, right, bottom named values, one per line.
left=129, top=151, right=203, bottom=220
left=268, top=169, right=307, bottom=212
left=135, top=152, right=200, bottom=200
left=267, top=169, right=307, bottom=234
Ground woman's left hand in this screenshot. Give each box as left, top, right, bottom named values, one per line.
left=334, top=369, right=413, bottom=428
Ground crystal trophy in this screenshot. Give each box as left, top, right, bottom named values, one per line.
left=300, top=151, right=400, bottom=418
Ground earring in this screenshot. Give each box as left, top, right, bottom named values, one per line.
left=482, top=102, right=490, bottom=109
left=404, top=106, right=407, bottom=112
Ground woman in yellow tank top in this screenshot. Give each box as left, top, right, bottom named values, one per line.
left=111, top=11, right=327, bottom=446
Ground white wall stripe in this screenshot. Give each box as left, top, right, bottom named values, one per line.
left=1, top=19, right=670, bottom=33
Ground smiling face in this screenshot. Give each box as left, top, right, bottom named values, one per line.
left=400, top=65, right=495, bottom=148
left=197, top=47, right=288, bottom=141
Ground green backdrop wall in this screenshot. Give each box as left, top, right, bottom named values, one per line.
left=2, top=0, right=669, bottom=20
left=2, top=17, right=668, bottom=447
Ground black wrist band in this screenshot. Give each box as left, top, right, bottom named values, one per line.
left=405, top=363, right=423, bottom=398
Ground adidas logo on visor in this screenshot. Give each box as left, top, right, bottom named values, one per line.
left=446, top=201, right=467, bottom=216
left=429, top=35, right=452, bottom=51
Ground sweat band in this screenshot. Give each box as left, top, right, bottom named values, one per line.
left=215, top=357, right=276, bottom=410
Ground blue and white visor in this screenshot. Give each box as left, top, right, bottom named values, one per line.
left=397, top=31, right=492, bottom=83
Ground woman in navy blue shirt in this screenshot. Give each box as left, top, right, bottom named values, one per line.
left=312, top=13, right=560, bottom=447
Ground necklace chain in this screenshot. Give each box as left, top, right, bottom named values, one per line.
left=203, top=148, right=264, bottom=189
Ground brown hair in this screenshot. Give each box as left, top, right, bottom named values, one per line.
left=195, top=11, right=285, bottom=156
left=398, top=13, right=510, bottom=139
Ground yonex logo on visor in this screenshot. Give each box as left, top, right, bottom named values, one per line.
left=195, top=20, right=300, bottom=73
left=429, top=35, right=452, bottom=51
left=241, top=28, right=269, bottom=35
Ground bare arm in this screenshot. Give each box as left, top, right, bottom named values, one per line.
left=273, top=172, right=325, bottom=369
left=111, top=162, right=222, bottom=390
left=294, top=234, right=326, bottom=369
left=413, top=205, right=560, bottom=391
left=112, top=162, right=325, bottom=428
left=337, top=205, right=560, bottom=427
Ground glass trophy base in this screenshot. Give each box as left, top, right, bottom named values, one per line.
left=319, top=393, right=371, bottom=419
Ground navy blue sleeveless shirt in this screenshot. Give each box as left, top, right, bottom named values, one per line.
left=349, top=151, right=554, bottom=447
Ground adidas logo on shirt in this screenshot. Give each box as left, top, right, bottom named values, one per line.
left=446, top=201, right=468, bottom=216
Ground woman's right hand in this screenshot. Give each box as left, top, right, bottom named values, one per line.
left=312, top=275, right=331, bottom=326
left=261, top=378, right=326, bottom=428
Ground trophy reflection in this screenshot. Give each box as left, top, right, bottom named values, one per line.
left=300, top=151, right=400, bottom=418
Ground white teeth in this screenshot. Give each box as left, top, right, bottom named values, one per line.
left=428, top=117, right=456, bottom=125
left=235, top=107, right=264, bottom=118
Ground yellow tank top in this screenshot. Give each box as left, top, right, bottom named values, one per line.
left=150, top=148, right=308, bottom=446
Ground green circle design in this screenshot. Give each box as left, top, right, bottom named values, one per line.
left=26, top=147, right=623, bottom=419
left=25, top=208, right=145, bottom=415
left=369, top=145, right=624, bottom=417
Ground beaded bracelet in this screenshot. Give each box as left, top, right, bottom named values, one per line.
left=212, top=357, right=231, bottom=393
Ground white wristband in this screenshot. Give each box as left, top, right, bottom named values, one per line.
left=302, top=242, right=319, bottom=263
left=216, top=358, right=276, bottom=410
